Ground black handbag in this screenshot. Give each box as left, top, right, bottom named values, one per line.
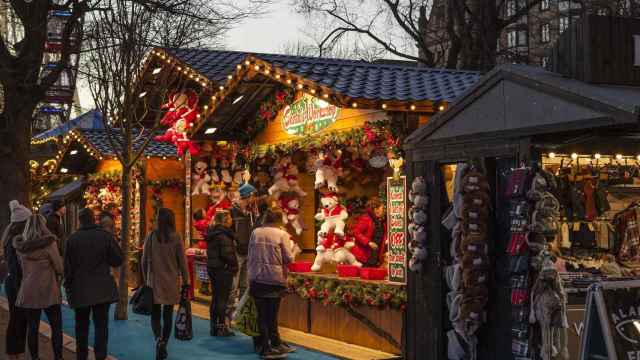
left=174, top=287, right=193, bottom=341
left=131, top=234, right=154, bottom=315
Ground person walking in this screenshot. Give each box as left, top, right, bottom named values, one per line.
left=248, top=209, right=296, bottom=359
left=229, top=183, right=258, bottom=310
left=13, top=214, right=64, bottom=360
left=99, top=203, right=118, bottom=235
left=142, top=208, right=189, bottom=360
left=64, top=208, right=123, bottom=360
left=46, top=200, right=65, bottom=242
left=206, top=210, right=239, bottom=336
left=2, top=200, right=31, bottom=360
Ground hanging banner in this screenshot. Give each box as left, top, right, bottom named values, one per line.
left=580, top=280, right=640, bottom=360
left=281, top=94, right=339, bottom=136
left=387, top=176, right=407, bottom=284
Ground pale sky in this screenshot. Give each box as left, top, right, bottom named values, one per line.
left=77, top=0, right=306, bottom=112
left=224, top=0, right=307, bottom=54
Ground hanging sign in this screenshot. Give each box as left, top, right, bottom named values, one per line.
left=580, top=280, right=640, bottom=360
left=281, top=94, right=339, bottom=136
left=387, top=175, right=407, bottom=284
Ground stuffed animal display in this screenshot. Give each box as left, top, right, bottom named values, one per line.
left=311, top=231, right=362, bottom=272
left=315, top=150, right=341, bottom=192
left=315, top=193, right=348, bottom=237
left=191, top=161, right=211, bottom=196
left=408, top=176, right=428, bottom=272
left=155, top=90, right=200, bottom=156
left=445, top=165, right=491, bottom=360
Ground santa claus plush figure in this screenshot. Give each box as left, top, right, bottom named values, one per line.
left=279, top=194, right=303, bottom=235
left=155, top=90, right=200, bottom=156
left=206, top=185, right=231, bottom=221
left=315, top=192, right=348, bottom=237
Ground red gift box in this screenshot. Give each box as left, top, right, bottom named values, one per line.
left=337, top=264, right=360, bottom=278
left=359, top=268, right=388, bottom=280
left=287, top=262, right=313, bottom=273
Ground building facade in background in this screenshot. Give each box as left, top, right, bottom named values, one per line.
left=423, top=0, right=640, bottom=68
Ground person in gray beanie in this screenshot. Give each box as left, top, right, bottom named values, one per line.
left=2, top=200, right=31, bottom=360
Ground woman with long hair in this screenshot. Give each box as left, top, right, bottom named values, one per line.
left=248, top=209, right=296, bottom=359
left=2, top=200, right=31, bottom=360
left=13, top=213, right=64, bottom=360
left=141, top=208, right=189, bottom=360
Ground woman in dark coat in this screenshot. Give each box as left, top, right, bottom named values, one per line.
left=64, top=208, right=123, bottom=360
left=2, top=200, right=31, bottom=360
left=142, top=208, right=189, bottom=360
left=206, top=210, right=239, bottom=336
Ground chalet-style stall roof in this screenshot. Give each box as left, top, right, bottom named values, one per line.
left=405, top=64, right=640, bottom=161
left=31, top=114, right=177, bottom=175
left=148, top=48, right=481, bottom=140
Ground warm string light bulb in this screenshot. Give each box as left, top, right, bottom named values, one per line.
left=616, top=154, right=623, bottom=160
left=548, top=152, right=556, bottom=158
left=571, top=153, right=578, bottom=160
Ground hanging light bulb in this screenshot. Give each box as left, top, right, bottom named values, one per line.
left=594, top=153, right=601, bottom=159
left=616, top=154, right=623, bottom=160
left=571, top=153, right=578, bottom=160
left=548, top=152, right=556, bottom=158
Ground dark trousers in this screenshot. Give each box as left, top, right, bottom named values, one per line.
left=5, top=278, right=27, bottom=355
left=207, top=268, right=234, bottom=329
left=254, top=296, right=282, bottom=351
left=75, top=303, right=110, bottom=360
left=151, top=304, right=174, bottom=341
left=25, top=304, right=63, bottom=359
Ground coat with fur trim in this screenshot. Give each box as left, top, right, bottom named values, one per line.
left=13, top=234, right=63, bottom=309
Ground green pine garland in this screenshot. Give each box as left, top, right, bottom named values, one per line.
left=287, top=274, right=406, bottom=311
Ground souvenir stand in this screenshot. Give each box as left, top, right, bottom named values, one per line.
left=142, top=47, right=480, bottom=355
left=403, top=63, right=640, bottom=360
left=30, top=124, right=184, bottom=285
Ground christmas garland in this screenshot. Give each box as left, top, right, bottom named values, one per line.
left=147, top=178, right=185, bottom=224
left=252, top=119, right=402, bottom=160
left=31, top=174, right=76, bottom=209
left=287, top=274, right=406, bottom=311
left=245, top=87, right=295, bottom=141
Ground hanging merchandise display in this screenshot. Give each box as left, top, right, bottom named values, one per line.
left=408, top=176, right=428, bottom=272
left=154, top=90, right=201, bottom=156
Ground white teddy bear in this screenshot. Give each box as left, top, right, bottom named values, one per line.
left=279, top=195, right=304, bottom=235
left=315, top=193, right=348, bottom=237
left=191, top=161, right=211, bottom=196
left=285, top=165, right=307, bottom=197
left=311, top=232, right=361, bottom=272
left=314, top=151, right=339, bottom=192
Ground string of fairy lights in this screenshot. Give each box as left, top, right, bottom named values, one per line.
left=148, top=48, right=449, bottom=136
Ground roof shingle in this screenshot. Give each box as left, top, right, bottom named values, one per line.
left=164, top=48, right=481, bottom=103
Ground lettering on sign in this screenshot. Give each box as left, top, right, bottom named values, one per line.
left=387, top=176, right=407, bottom=284
left=281, top=94, right=340, bottom=136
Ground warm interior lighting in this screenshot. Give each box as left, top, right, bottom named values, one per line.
left=60, top=168, right=68, bottom=173
left=548, top=152, right=556, bottom=158
left=138, top=92, right=147, bottom=98
left=70, top=150, right=78, bottom=155
left=594, top=153, right=601, bottom=159
left=152, top=67, right=162, bottom=75
left=616, top=154, right=623, bottom=160
left=571, top=153, right=578, bottom=160
left=205, top=128, right=217, bottom=135
left=233, top=95, right=244, bottom=104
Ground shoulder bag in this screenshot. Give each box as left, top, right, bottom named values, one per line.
left=131, top=233, right=154, bottom=315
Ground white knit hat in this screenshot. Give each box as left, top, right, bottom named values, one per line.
left=9, top=200, right=32, bottom=223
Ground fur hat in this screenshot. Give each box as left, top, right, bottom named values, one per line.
left=462, top=269, right=488, bottom=288
left=461, top=252, right=490, bottom=270
left=461, top=171, right=490, bottom=194
left=459, top=297, right=487, bottom=322
left=9, top=200, right=32, bottom=223
left=460, top=234, right=487, bottom=255
left=462, top=191, right=491, bottom=212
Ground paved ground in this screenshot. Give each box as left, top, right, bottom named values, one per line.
left=0, top=305, right=76, bottom=360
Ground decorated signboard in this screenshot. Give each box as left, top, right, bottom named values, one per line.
left=387, top=175, right=407, bottom=284
left=281, top=94, right=339, bottom=136
left=580, top=280, right=640, bottom=360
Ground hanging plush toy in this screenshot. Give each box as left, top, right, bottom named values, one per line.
left=218, top=158, right=233, bottom=186
left=209, top=158, right=220, bottom=184
left=191, top=161, right=211, bottom=196
left=315, top=150, right=339, bottom=192
left=279, top=195, right=303, bottom=235
left=285, top=164, right=307, bottom=197
left=155, top=90, right=200, bottom=156
left=315, top=192, right=348, bottom=237
left=206, top=185, right=231, bottom=221
left=530, top=255, right=569, bottom=360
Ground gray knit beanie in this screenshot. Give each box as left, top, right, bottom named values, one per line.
left=9, top=200, right=32, bottom=223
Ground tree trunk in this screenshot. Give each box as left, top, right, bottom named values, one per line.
left=0, top=93, right=36, bottom=229
left=115, top=165, right=131, bottom=320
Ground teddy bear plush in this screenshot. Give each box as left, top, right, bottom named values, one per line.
left=279, top=194, right=304, bottom=235
left=315, top=193, right=348, bottom=238
left=314, top=150, right=339, bottom=192
left=285, top=165, right=307, bottom=197
left=209, top=158, right=220, bottom=184
left=311, top=232, right=361, bottom=272
left=332, top=235, right=362, bottom=267
left=218, top=158, right=233, bottom=186
left=191, top=161, right=211, bottom=196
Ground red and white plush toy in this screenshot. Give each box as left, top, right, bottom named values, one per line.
left=155, top=90, right=200, bottom=156
left=315, top=192, right=348, bottom=237
left=191, top=161, right=211, bottom=196
left=311, top=231, right=361, bottom=272
left=285, top=165, right=307, bottom=197
left=314, top=150, right=340, bottom=192
left=268, top=157, right=306, bottom=198
left=279, top=195, right=303, bottom=235
left=205, top=186, right=231, bottom=221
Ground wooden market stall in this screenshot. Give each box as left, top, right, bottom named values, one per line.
left=137, top=47, right=481, bottom=355
left=403, top=56, right=640, bottom=360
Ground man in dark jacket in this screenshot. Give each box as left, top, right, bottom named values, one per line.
left=64, top=208, right=123, bottom=360
left=230, top=183, right=258, bottom=309
left=47, top=200, right=66, bottom=252
left=206, top=210, right=239, bottom=337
